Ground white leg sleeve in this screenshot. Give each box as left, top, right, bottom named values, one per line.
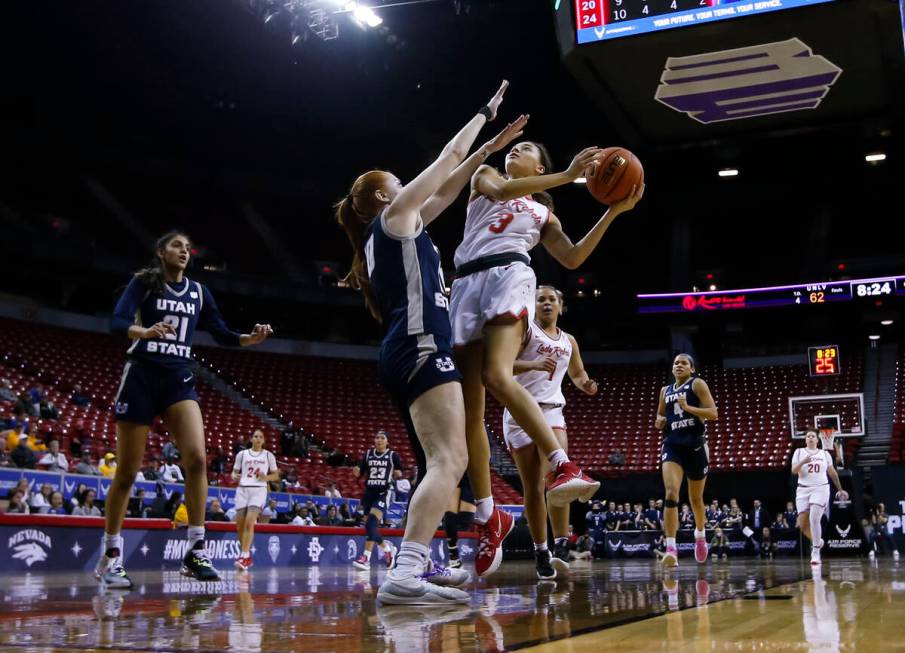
left=809, top=504, right=825, bottom=548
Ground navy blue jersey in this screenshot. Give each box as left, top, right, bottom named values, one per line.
left=365, top=211, right=451, bottom=343
left=359, top=448, right=402, bottom=490
left=663, top=377, right=707, bottom=446
left=111, top=276, right=241, bottom=368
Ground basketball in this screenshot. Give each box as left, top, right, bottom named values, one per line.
left=586, top=147, right=644, bottom=205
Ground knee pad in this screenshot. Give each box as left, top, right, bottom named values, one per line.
left=457, top=511, right=475, bottom=532
left=365, top=514, right=383, bottom=544
left=664, top=499, right=678, bottom=509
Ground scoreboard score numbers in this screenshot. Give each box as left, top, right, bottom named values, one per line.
left=808, top=345, right=840, bottom=377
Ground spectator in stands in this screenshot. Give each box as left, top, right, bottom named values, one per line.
left=12, top=433, right=38, bottom=469
left=260, top=499, right=278, bottom=523
left=75, top=450, right=101, bottom=476
left=710, top=527, right=729, bottom=560
left=617, top=504, right=633, bottom=530
left=627, top=503, right=642, bottom=530
left=209, top=447, right=226, bottom=475
left=324, top=481, right=343, bottom=500
left=603, top=501, right=620, bottom=531
left=706, top=500, right=722, bottom=529
left=608, top=449, right=625, bottom=466
left=161, top=457, right=184, bottom=483
left=128, top=489, right=150, bottom=518
left=772, top=513, right=789, bottom=529
left=280, top=421, right=296, bottom=456
left=39, top=440, right=68, bottom=472
left=322, top=504, right=342, bottom=526
left=783, top=501, right=798, bottom=528
left=868, top=503, right=893, bottom=557
left=206, top=499, right=228, bottom=522
left=9, top=479, right=30, bottom=503
left=748, top=499, right=771, bottom=532
left=305, top=500, right=320, bottom=525
left=47, top=491, right=66, bottom=515
left=292, top=505, right=316, bottom=526
left=141, top=456, right=160, bottom=481
left=30, top=483, right=53, bottom=512
left=14, top=393, right=36, bottom=418
left=586, top=501, right=606, bottom=540
left=70, top=483, right=88, bottom=511
left=290, top=432, right=309, bottom=459
left=148, top=483, right=169, bottom=518
left=39, top=398, right=59, bottom=421
left=759, top=527, right=776, bottom=559
left=722, top=506, right=744, bottom=531
left=69, top=432, right=82, bottom=458
left=164, top=491, right=184, bottom=522
left=161, top=436, right=179, bottom=463
left=28, top=384, right=45, bottom=413
left=0, top=442, right=10, bottom=468
left=173, top=498, right=189, bottom=528
left=99, top=453, right=117, bottom=479
left=70, top=384, right=90, bottom=407
left=4, top=417, right=26, bottom=453
left=339, top=502, right=356, bottom=526
left=281, top=468, right=301, bottom=492
left=573, top=532, right=594, bottom=561
left=6, top=490, right=29, bottom=514
left=643, top=499, right=661, bottom=530
left=0, top=379, right=16, bottom=403
left=679, top=503, right=695, bottom=530
left=72, top=489, right=102, bottom=517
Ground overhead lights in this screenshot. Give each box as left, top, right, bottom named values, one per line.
left=881, top=320, right=894, bottom=326
left=868, top=334, right=881, bottom=341
left=718, top=168, right=738, bottom=178
left=352, top=4, right=382, bottom=27
left=865, top=153, right=886, bottom=163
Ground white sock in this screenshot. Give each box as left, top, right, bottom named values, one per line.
left=363, top=549, right=372, bottom=559
left=187, top=526, right=205, bottom=550
left=535, top=542, right=548, bottom=552
left=666, top=537, right=676, bottom=548
left=475, top=497, right=494, bottom=525
left=809, top=506, right=824, bottom=548
left=547, top=448, right=570, bottom=469
left=389, top=541, right=428, bottom=580
left=554, top=537, right=568, bottom=547
left=103, top=533, right=123, bottom=556
left=694, top=529, right=706, bottom=540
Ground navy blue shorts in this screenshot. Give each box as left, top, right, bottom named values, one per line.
left=661, top=439, right=710, bottom=481
left=361, top=487, right=390, bottom=514
left=378, top=335, right=462, bottom=408
left=113, top=361, right=199, bottom=425
left=458, top=473, right=474, bottom=505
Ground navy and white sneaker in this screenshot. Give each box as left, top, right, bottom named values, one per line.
left=94, top=553, right=134, bottom=590
left=181, top=547, right=220, bottom=581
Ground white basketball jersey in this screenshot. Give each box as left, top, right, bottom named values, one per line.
left=234, top=449, right=277, bottom=488
left=514, top=321, right=572, bottom=407
left=454, top=194, right=550, bottom=268
left=793, top=447, right=832, bottom=487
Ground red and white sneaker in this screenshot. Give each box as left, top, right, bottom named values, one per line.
left=694, top=536, right=709, bottom=564
left=545, top=461, right=600, bottom=507
left=662, top=545, right=679, bottom=568
left=233, top=555, right=253, bottom=571
left=695, top=579, right=710, bottom=607
left=383, top=542, right=397, bottom=568
left=352, top=554, right=371, bottom=571
left=475, top=508, right=515, bottom=577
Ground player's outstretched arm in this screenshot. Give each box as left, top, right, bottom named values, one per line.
left=473, top=146, right=600, bottom=203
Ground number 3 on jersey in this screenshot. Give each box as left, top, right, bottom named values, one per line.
left=489, top=212, right=514, bottom=234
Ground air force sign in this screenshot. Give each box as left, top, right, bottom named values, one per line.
left=656, top=38, right=841, bottom=124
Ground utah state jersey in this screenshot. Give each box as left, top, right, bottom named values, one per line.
left=664, top=378, right=707, bottom=446
left=360, top=448, right=402, bottom=491
left=112, top=276, right=241, bottom=368
left=365, top=211, right=451, bottom=344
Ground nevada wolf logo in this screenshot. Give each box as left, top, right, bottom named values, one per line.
left=12, top=542, right=47, bottom=567
left=656, top=38, right=841, bottom=124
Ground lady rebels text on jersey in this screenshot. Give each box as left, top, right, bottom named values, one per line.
left=453, top=194, right=549, bottom=268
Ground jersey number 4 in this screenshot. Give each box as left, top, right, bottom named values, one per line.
left=488, top=213, right=514, bottom=233
left=673, top=402, right=684, bottom=418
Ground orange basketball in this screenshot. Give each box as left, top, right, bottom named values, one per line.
left=586, top=147, right=644, bottom=205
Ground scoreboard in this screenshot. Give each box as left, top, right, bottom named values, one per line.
left=808, top=345, right=840, bottom=377
left=637, top=276, right=904, bottom=314
left=574, top=0, right=837, bottom=43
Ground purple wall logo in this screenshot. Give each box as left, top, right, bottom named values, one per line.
left=655, top=38, right=842, bottom=124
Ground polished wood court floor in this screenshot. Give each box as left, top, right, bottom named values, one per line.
left=0, top=557, right=901, bottom=652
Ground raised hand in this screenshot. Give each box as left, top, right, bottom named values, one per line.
left=484, top=80, right=509, bottom=121
left=485, top=114, right=529, bottom=154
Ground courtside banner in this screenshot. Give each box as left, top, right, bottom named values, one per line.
left=0, top=515, right=475, bottom=573
left=871, top=465, right=905, bottom=549
left=603, top=529, right=800, bottom=558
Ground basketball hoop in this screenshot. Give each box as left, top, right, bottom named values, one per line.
left=819, top=428, right=836, bottom=452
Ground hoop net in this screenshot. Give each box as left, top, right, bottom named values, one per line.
left=819, top=428, right=836, bottom=451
